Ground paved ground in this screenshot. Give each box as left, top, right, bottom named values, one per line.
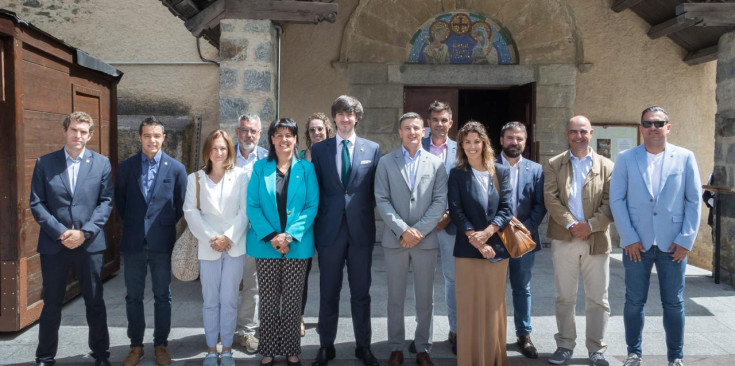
left=2, top=246, right=734, bottom=366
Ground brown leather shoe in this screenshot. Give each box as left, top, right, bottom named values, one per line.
left=517, top=335, right=538, bottom=359
left=123, top=346, right=144, bottom=366
left=416, top=352, right=434, bottom=366
left=154, top=345, right=172, bottom=365
left=387, top=351, right=403, bottom=366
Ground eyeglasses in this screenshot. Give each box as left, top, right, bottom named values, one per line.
left=237, top=128, right=260, bottom=134
left=641, top=120, right=667, bottom=128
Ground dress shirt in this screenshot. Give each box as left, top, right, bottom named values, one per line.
left=429, top=138, right=447, bottom=163
left=335, top=133, right=356, bottom=181
left=236, top=144, right=264, bottom=168
left=647, top=150, right=665, bottom=246
left=501, top=154, right=521, bottom=216
left=140, top=150, right=162, bottom=202
left=64, top=147, right=86, bottom=196
left=401, top=146, right=422, bottom=189
left=568, top=149, right=593, bottom=229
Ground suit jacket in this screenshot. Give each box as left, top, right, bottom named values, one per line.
left=311, top=136, right=381, bottom=247
left=30, top=148, right=113, bottom=254
left=543, top=149, right=614, bottom=255
left=374, top=148, right=448, bottom=249
left=246, top=156, right=319, bottom=259
left=115, top=151, right=187, bottom=253
left=610, top=143, right=702, bottom=251
left=183, top=167, right=250, bottom=260
left=422, top=136, right=457, bottom=235
left=496, top=156, right=547, bottom=251
left=448, top=164, right=513, bottom=259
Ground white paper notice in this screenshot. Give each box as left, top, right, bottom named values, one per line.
left=617, top=138, right=633, bottom=153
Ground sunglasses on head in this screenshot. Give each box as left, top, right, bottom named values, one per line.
left=641, top=120, right=667, bottom=128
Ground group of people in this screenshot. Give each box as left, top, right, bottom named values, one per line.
left=29, top=96, right=702, bottom=366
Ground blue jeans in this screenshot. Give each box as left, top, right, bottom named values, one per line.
left=437, top=230, right=457, bottom=333
left=123, top=247, right=172, bottom=347
left=623, top=246, right=686, bottom=362
left=509, top=251, right=535, bottom=337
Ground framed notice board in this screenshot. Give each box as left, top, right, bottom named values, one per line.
left=591, top=123, right=640, bottom=162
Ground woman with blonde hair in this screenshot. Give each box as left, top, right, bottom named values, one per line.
left=184, top=130, right=250, bottom=366
left=447, top=121, right=513, bottom=365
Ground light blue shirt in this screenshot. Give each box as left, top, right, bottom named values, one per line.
left=64, top=147, right=86, bottom=196
left=236, top=144, right=268, bottom=168
left=401, top=146, right=421, bottom=189
left=141, top=150, right=162, bottom=202
left=568, top=149, right=593, bottom=228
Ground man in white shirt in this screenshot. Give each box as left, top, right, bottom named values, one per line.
left=234, top=113, right=268, bottom=353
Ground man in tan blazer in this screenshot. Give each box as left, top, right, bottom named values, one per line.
left=543, top=116, right=614, bottom=366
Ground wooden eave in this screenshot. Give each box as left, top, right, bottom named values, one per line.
left=612, top=0, right=735, bottom=66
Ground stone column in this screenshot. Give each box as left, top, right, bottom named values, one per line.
left=219, top=19, right=277, bottom=136
left=714, top=31, right=735, bottom=287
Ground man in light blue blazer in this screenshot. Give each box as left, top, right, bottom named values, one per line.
left=311, top=95, right=381, bottom=366
left=376, top=113, right=447, bottom=366
left=420, top=101, right=458, bottom=352
left=115, top=117, right=187, bottom=366
left=610, top=106, right=702, bottom=366
left=30, top=112, right=113, bottom=366
left=496, top=122, right=546, bottom=359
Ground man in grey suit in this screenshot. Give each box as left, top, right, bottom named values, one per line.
left=375, top=112, right=448, bottom=366
left=420, top=101, right=458, bottom=353
left=234, top=113, right=268, bottom=353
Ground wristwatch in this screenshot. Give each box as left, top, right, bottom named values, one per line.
left=284, top=233, right=293, bottom=243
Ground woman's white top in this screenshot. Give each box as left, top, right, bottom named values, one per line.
left=472, top=167, right=491, bottom=209
left=183, top=167, right=250, bottom=260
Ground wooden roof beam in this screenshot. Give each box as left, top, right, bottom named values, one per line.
left=684, top=45, right=718, bottom=66
left=612, top=0, right=645, bottom=13
left=184, top=0, right=225, bottom=37
left=648, top=15, right=699, bottom=40
left=677, top=3, right=735, bottom=27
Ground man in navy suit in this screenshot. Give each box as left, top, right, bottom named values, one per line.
left=115, top=117, right=187, bottom=366
left=30, top=111, right=114, bottom=366
left=497, top=122, right=546, bottom=359
left=610, top=106, right=702, bottom=366
left=420, top=101, right=458, bottom=353
left=311, top=95, right=381, bottom=366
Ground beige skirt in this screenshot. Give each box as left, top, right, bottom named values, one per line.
left=455, top=257, right=509, bottom=366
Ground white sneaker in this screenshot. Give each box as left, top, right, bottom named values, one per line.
left=623, top=353, right=642, bottom=366
left=239, top=333, right=259, bottom=354
left=668, top=359, right=684, bottom=366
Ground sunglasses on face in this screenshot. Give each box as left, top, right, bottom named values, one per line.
left=641, top=120, right=667, bottom=128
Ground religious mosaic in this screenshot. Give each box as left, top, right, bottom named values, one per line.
left=406, top=11, right=519, bottom=65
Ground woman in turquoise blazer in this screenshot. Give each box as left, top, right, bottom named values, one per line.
left=246, top=118, right=319, bottom=366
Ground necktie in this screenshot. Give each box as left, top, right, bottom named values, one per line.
left=341, top=140, right=351, bottom=188
left=145, top=159, right=155, bottom=201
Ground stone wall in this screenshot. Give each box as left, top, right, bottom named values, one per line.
left=714, top=31, right=735, bottom=287
left=117, top=115, right=197, bottom=171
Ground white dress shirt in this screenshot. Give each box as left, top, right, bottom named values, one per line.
left=335, top=132, right=356, bottom=180
left=64, top=147, right=86, bottom=196
left=568, top=149, right=593, bottom=229
left=501, top=154, right=521, bottom=216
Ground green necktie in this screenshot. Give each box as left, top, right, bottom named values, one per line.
left=341, top=140, right=351, bottom=187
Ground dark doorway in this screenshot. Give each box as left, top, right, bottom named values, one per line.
left=404, top=83, right=537, bottom=161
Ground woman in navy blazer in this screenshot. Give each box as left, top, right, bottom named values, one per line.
left=448, top=121, right=513, bottom=366
left=247, top=118, right=319, bottom=366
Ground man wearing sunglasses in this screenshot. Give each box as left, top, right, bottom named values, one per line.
left=610, top=106, right=702, bottom=366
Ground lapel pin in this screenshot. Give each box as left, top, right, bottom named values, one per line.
left=164, top=161, right=168, bottom=165
left=85, top=159, right=90, bottom=163
left=296, top=175, right=300, bottom=179
left=360, top=147, right=365, bottom=152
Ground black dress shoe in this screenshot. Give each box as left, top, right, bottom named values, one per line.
left=94, top=358, right=111, bottom=366
left=35, top=363, right=55, bottom=366
left=260, top=357, right=275, bottom=366
left=355, top=347, right=379, bottom=366
left=312, top=346, right=336, bottom=366
left=287, top=357, right=302, bottom=366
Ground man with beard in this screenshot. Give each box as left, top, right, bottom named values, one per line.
left=610, top=106, right=701, bottom=366
left=234, top=113, right=268, bottom=354
left=496, top=122, right=546, bottom=359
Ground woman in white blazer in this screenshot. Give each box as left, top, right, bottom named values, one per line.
left=184, top=129, right=250, bottom=366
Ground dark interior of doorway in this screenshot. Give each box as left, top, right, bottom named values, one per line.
left=457, top=89, right=510, bottom=152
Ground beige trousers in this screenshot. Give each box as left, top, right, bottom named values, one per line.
left=551, top=238, right=610, bottom=354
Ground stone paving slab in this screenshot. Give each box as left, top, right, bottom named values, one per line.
left=2, top=248, right=734, bottom=366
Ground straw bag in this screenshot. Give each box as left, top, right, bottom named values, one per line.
left=172, top=172, right=200, bottom=281
left=492, top=173, right=536, bottom=258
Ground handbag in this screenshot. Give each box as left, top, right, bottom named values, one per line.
left=172, top=172, right=200, bottom=281
left=492, top=173, right=537, bottom=258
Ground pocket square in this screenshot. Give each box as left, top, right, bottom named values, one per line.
left=360, top=160, right=372, bottom=165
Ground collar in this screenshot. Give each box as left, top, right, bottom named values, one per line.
left=236, top=144, right=259, bottom=161
left=501, top=153, right=522, bottom=168
left=64, top=147, right=86, bottom=162
left=141, top=150, right=163, bottom=163
left=429, top=137, right=447, bottom=149
left=401, top=145, right=422, bottom=160
left=569, top=148, right=593, bottom=163
left=336, top=132, right=356, bottom=148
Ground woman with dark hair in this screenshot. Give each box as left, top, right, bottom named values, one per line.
left=184, top=130, right=250, bottom=366
left=299, top=112, right=334, bottom=162
left=246, top=118, right=319, bottom=366
left=448, top=121, right=513, bottom=365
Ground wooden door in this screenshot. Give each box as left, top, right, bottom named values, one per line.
left=404, top=87, right=459, bottom=140
left=508, top=82, right=537, bottom=162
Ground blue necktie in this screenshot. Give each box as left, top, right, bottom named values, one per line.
left=341, top=140, right=351, bottom=188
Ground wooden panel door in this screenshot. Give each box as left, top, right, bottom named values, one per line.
left=404, top=87, right=459, bottom=140
left=508, top=82, right=537, bottom=162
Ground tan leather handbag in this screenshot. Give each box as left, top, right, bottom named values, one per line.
left=493, top=173, right=537, bottom=258
left=172, top=172, right=200, bottom=281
